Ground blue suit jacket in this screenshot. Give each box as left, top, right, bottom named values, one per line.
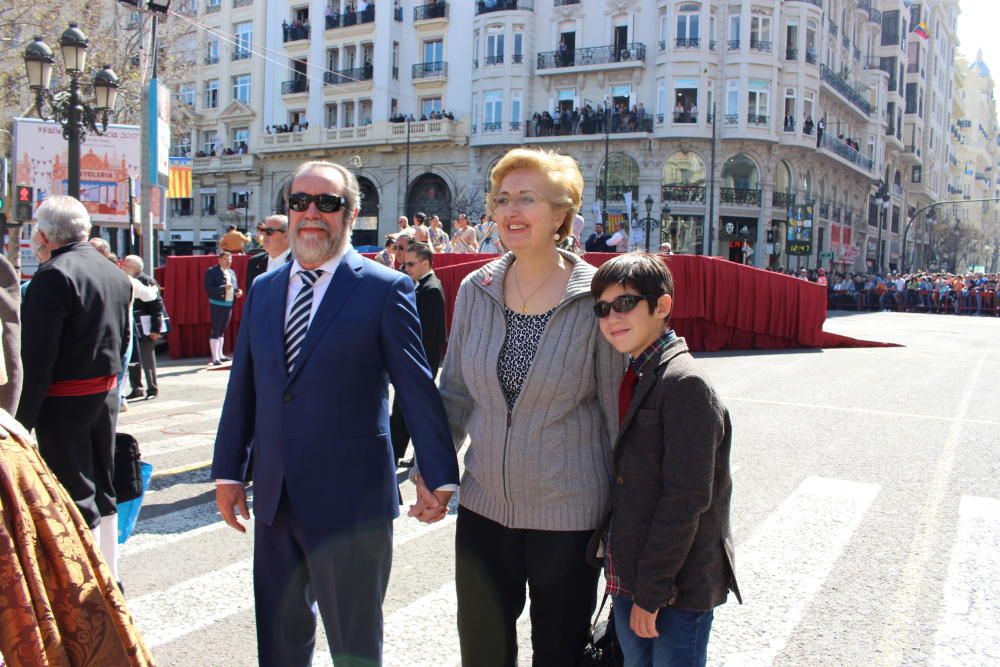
left=211, top=249, right=460, bottom=531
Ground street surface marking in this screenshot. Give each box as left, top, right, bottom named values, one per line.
left=710, top=476, right=880, bottom=665
left=140, top=433, right=215, bottom=457
left=931, top=496, right=1000, bottom=665
left=875, top=337, right=992, bottom=666
left=124, top=408, right=224, bottom=436
left=128, top=506, right=454, bottom=648
left=121, top=500, right=228, bottom=557
left=724, top=396, right=1000, bottom=427
left=120, top=400, right=197, bottom=414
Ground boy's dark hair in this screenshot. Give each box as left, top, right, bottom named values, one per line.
left=591, top=252, right=675, bottom=315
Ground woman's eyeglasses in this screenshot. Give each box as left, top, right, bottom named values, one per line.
left=287, top=192, right=347, bottom=213
left=592, top=294, right=653, bottom=318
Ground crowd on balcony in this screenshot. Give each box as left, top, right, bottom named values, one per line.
left=265, top=122, right=310, bottom=134
left=325, top=1, right=375, bottom=28
left=389, top=109, right=455, bottom=123
left=282, top=19, right=310, bottom=42
left=672, top=101, right=698, bottom=124
left=825, top=272, right=1000, bottom=315
left=529, top=102, right=649, bottom=136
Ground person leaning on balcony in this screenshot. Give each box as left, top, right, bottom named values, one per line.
left=816, top=117, right=826, bottom=147
left=219, top=225, right=251, bottom=253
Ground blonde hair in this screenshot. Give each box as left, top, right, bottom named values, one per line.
left=486, top=148, right=583, bottom=242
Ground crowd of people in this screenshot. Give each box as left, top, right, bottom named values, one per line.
left=389, top=109, right=456, bottom=123
left=530, top=102, right=651, bottom=136
left=265, top=122, right=309, bottom=134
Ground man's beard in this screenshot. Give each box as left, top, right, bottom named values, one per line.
left=289, top=218, right=351, bottom=265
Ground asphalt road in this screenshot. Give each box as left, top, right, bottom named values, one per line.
left=118, top=311, right=1000, bottom=666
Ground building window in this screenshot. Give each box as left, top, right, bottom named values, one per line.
left=201, top=130, right=218, bottom=155
left=672, top=78, right=699, bottom=122
left=657, top=78, right=667, bottom=118
left=171, top=198, right=193, bottom=216
left=676, top=4, right=700, bottom=46
left=231, top=127, right=249, bottom=151
left=206, top=40, right=219, bottom=64
left=747, top=80, right=770, bottom=123
left=912, top=165, right=922, bottom=183
left=750, top=12, right=771, bottom=49
left=201, top=193, right=217, bottom=216
left=170, top=133, right=192, bottom=157
left=178, top=83, right=195, bottom=106
left=725, top=79, right=739, bottom=120
left=484, top=89, right=503, bottom=131
left=233, top=74, right=251, bottom=104
left=511, top=91, right=521, bottom=128
left=204, top=79, right=219, bottom=108
left=513, top=28, right=523, bottom=62
left=423, top=39, right=443, bottom=64
left=729, top=13, right=740, bottom=47
left=486, top=29, right=504, bottom=65
left=905, top=82, right=917, bottom=114
left=421, top=97, right=443, bottom=118
left=392, top=42, right=399, bottom=78
left=783, top=88, right=795, bottom=131
left=325, top=103, right=338, bottom=128
left=234, top=21, right=252, bottom=59
left=881, top=10, right=899, bottom=46
left=803, top=91, right=815, bottom=126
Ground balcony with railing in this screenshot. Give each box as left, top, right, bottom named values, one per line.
left=773, top=191, right=796, bottom=209
left=476, top=0, right=532, bottom=14
left=233, top=0, right=252, bottom=7
left=412, top=61, right=448, bottom=80
left=806, top=48, right=817, bottom=64
left=672, top=111, right=699, bottom=124
left=728, top=40, right=740, bottom=51
left=325, top=5, right=375, bottom=29
left=205, top=2, right=221, bottom=12
left=676, top=38, right=700, bottom=48
left=819, top=131, right=873, bottom=171
left=749, top=39, right=772, bottom=52
left=868, top=6, right=881, bottom=23
left=259, top=119, right=465, bottom=152
left=553, top=0, right=580, bottom=5
left=662, top=185, right=706, bottom=203
left=747, top=113, right=769, bottom=126
left=205, top=55, right=219, bottom=65
left=786, top=47, right=798, bottom=61
left=281, top=79, right=309, bottom=94
left=536, top=43, right=646, bottom=70
left=525, top=113, right=653, bottom=137
left=232, top=48, right=251, bottom=60
left=485, top=54, right=504, bottom=66
left=595, top=184, right=639, bottom=202
left=283, top=24, right=310, bottom=43
left=192, top=153, right=258, bottom=172
left=785, top=0, right=821, bottom=6
left=724, top=114, right=739, bottom=126
left=820, top=64, right=872, bottom=115
left=323, top=65, right=373, bottom=86
left=720, top=188, right=762, bottom=206
left=414, top=2, right=448, bottom=21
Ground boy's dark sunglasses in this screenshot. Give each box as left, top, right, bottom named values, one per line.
left=593, top=294, right=653, bottom=318
left=287, top=192, right=347, bottom=213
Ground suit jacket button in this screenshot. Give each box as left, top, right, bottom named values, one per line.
left=616, top=475, right=624, bottom=485
left=668, top=596, right=677, bottom=605
left=283, top=393, right=292, bottom=402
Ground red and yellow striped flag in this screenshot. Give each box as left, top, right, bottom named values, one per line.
left=168, top=157, right=192, bottom=199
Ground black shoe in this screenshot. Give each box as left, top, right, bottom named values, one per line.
left=125, top=389, right=144, bottom=400
left=146, top=391, right=158, bottom=400
left=211, top=360, right=223, bottom=366
left=398, top=458, right=414, bottom=469
left=219, top=356, right=232, bottom=363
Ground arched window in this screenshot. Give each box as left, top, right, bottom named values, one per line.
left=721, top=153, right=760, bottom=190
left=597, top=152, right=640, bottom=203
left=802, top=169, right=812, bottom=200
left=662, top=151, right=707, bottom=203
left=776, top=160, right=792, bottom=193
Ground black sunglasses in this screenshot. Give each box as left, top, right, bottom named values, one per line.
left=287, top=192, right=347, bottom=213
left=261, top=228, right=286, bottom=236
left=593, top=294, right=654, bottom=318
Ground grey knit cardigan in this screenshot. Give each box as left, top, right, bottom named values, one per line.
left=439, top=250, right=625, bottom=531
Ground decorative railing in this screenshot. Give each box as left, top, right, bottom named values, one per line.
left=553, top=0, right=580, bottom=5
left=773, top=191, right=796, bottom=209
left=233, top=0, right=252, bottom=7
left=485, top=54, right=504, bottom=65
left=323, top=65, right=373, bottom=85
left=672, top=112, right=699, bottom=123
left=281, top=79, right=309, bottom=94
left=536, top=43, right=646, bottom=69
left=806, top=49, right=817, bottom=64
left=786, top=47, right=798, bottom=60
left=819, top=131, right=874, bottom=170
left=728, top=40, right=740, bottom=51
left=476, top=0, right=532, bottom=14
left=676, top=38, right=700, bottom=48
left=512, top=54, right=524, bottom=64
left=595, top=184, right=639, bottom=202
left=525, top=115, right=653, bottom=137
left=720, top=188, right=762, bottom=206
left=412, top=61, right=447, bottom=79
left=325, top=5, right=375, bottom=29
left=205, top=55, right=219, bottom=65
left=283, top=25, right=309, bottom=42
left=510, top=121, right=521, bottom=131
left=232, top=48, right=251, bottom=60
left=662, top=185, right=706, bottom=203
left=205, top=2, right=221, bottom=13
left=750, top=39, right=772, bottom=52
left=414, top=2, right=448, bottom=20
left=481, top=122, right=503, bottom=133
left=747, top=113, right=769, bottom=126
left=820, top=64, right=872, bottom=115
left=659, top=40, right=667, bottom=51
left=724, top=114, right=739, bottom=125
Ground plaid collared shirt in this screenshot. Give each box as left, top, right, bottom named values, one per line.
left=604, top=329, right=677, bottom=598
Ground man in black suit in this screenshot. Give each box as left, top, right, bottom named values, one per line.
left=204, top=251, right=242, bottom=365
left=391, top=241, right=446, bottom=463
left=16, top=195, right=132, bottom=580
left=245, top=214, right=292, bottom=288
left=585, top=222, right=613, bottom=252
left=122, top=255, right=164, bottom=400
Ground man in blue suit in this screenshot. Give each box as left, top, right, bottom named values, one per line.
left=212, top=160, right=459, bottom=666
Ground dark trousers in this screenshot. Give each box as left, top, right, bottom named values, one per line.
left=35, top=390, right=119, bottom=528
left=210, top=304, right=233, bottom=338
left=455, top=506, right=600, bottom=667
left=254, top=490, right=392, bottom=667
left=128, top=336, right=158, bottom=394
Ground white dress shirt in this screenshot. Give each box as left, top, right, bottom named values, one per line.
left=266, top=248, right=292, bottom=274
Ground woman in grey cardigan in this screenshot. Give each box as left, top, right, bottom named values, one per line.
left=413, top=148, right=622, bottom=666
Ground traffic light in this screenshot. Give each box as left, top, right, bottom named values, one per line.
left=15, top=185, right=34, bottom=223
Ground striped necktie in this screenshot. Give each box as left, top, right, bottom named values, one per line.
left=285, top=269, right=323, bottom=373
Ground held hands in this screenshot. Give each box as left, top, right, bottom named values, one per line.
left=0, top=408, right=32, bottom=446
left=216, top=483, right=251, bottom=533
left=630, top=604, right=660, bottom=639
left=407, top=473, right=452, bottom=524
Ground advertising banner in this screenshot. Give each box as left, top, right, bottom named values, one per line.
left=13, top=117, right=141, bottom=226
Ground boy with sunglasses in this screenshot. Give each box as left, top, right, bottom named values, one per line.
left=587, top=252, right=740, bottom=667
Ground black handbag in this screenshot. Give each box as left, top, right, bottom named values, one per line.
left=582, top=592, right=624, bottom=667
left=114, top=432, right=144, bottom=503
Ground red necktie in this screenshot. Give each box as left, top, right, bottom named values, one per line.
left=618, top=365, right=638, bottom=424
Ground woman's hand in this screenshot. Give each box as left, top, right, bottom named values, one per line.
left=630, top=603, right=660, bottom=638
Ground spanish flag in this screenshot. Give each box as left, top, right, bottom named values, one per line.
left=168, top=157, right=192, bottom=199
left=913, top=21, right=929, bottom=40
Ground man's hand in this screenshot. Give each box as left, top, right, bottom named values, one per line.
left=236, top=289, right=244, bottom=298
left=407, top=473, right=449, bottom=524
left=216, top=483, right=251, bottom=533
left=630, top=604, right=660, bottom=638
left=149, top=332, right=161, bottom=340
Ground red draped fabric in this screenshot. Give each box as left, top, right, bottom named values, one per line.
left=162, top=252, right=886, bottom=359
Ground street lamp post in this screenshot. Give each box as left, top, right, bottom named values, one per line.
left=23, top=25, right=120, bottom=201
left=630, top=195, right=663, bottom=252
left=601, top=98, right=611, bottom=227
left=874, top=188, right=890, bottom=274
